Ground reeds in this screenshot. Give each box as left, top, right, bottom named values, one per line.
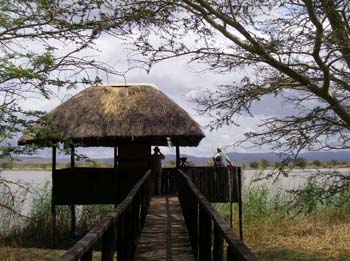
left=0, top=182, right=113, bottom=249
left=215, top=179, right=350, bottom=260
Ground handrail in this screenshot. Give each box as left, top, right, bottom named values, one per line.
left=177, top=169, right=259, bottom=260
left=60, top=170, right=153, bottom=261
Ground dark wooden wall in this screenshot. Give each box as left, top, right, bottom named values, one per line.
left=52, top=166, right=242, bottom=205
left=52, top=167, right=146, bottom=205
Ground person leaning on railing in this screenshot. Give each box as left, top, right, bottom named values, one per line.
left=213, top=146, right=233, bottom=168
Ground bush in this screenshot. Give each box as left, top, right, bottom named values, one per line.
left=295, top=157, right=308, bottom=168
left=0, top=182, right=113, bottom=248
left=260, top=159, right=270, bottom=169
left=1, top=161, right=14, bottom=169
left=249, top=161, right=260, bottom=169
left=312, top=160, right=322, bottom=167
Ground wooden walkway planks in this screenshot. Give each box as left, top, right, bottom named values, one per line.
left=134, top=196, right=195, bottom=261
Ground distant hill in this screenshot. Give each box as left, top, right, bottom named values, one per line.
left=12, top=151, right=350, bottom=165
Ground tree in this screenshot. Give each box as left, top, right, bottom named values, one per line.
left=295, top=157, right=308, bottom=168
left=249, top=160, right=260, bottom=169
left=312, top=160, right=322, bottom=167
left=111, top=0, right=350, bottom=201
left=0, top=0, right=130, bottom=215
left=260, top=159, right=270, bottom=169
left=0, top=1, right=123, bottom=157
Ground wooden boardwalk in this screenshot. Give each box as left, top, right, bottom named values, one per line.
left=134, top=196, right=195, bottom=261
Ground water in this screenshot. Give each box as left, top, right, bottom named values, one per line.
left=1, top=168, right=348, bottom=215
left=0, top=171, right=51, bottom=215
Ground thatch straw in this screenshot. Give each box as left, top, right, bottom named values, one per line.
left=18, top=84, right=204, bottom=146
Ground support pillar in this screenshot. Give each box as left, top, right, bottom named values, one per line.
left=114, top=146, right=118, bottom=169
left=70, top=145, right=76, bottom=237
left=51, top=146, right=57, bottom=246
left=176, top=145, right=180, bottom=169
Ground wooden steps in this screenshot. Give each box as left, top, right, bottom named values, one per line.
left=134, top=196, right=195, bottom=261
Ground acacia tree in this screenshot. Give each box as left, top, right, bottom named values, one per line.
left=1, top=0, right=119, bottom=155
left=112, top=0, right=350, bottom=199
left=0, top=0, right=131, bottom=214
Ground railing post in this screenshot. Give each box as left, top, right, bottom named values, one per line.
left=81, top=248, right=93, bottom=261
left=213, top=225, right=224, bottom=261
left=227, top=247, right=235, bottom=260
left=117, top=213, right=126, bottom=261
left=102, top=223, right=115, bottom=261
left=199, top=205, right=212, bottom=261
left=189, top=194, right=198, bottom=259
left=125, top=205, right=134, bottom=260
left=132, top=194, right=140, bottom=253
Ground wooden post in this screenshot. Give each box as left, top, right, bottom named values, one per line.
left=199, top=205, right=212, bottom=261
left=117, top=213, right=127, bottom=261
left=213, top=225, right=224, bottom=261
left=102, top=225, right=115, bottom=261
left=70, top=145, right=76, bottom=237
left=114, top=145, right=118, bottom=208
left=176, top=145, right=180, bottom=169
left=81, top=248, right=93, bottom=261
left=51, top=146, right=56, bottom=246
left=238, top=167, right=243, bottom=240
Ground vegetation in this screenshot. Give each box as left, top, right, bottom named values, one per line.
left=0, top=172, right=349, bottom=260
left=0, top=183, right=113, bottom=251
left=295, top=157, right=308, bottom=168
left=215, top=180, right=350, bottom=260
left=245, top=158, right=350, bottom=170
left=105, top=0, right=350, bottom=204
left=0, top=161, right=14, bottom=170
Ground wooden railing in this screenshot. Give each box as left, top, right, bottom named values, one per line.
left=60, top=170, right=153, bottom=261
left=177, top=169, right=259, bottom=261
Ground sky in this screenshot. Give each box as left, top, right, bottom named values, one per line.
left=18, top=34, right=287, bottom=159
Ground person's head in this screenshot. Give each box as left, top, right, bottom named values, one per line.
left=217, top=146, right=222, bottom=152
left=153, top=147, right=160, bottom=153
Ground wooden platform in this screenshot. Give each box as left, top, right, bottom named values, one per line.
left=134, top=196, right=195, bottom=261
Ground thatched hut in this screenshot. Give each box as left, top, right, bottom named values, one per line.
left=19, top=83, right=204, bottom=146
left=18, top=83, right=204, bottom=232
left=19, top=83, right=204, bottom=166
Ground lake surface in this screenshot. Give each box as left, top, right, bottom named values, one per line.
left=1, top=168, right=346, bottom=215
left=0, top=171, right=51, bottom=215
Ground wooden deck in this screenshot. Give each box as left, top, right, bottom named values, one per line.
left=134, top=196, right=195, bottom=261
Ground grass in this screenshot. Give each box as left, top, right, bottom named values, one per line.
left=1, top=174, right=349, bottom=260
left=214, top=181, right=350, bottom=260
left=0, top=183, right=113, bottom=251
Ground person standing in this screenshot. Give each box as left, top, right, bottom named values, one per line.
left=214, top=146, right=233, bottom=167
left=151, top=146, right=165, bottom=195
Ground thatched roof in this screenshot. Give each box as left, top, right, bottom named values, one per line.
left=18, top=84, right=204, bottom=146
